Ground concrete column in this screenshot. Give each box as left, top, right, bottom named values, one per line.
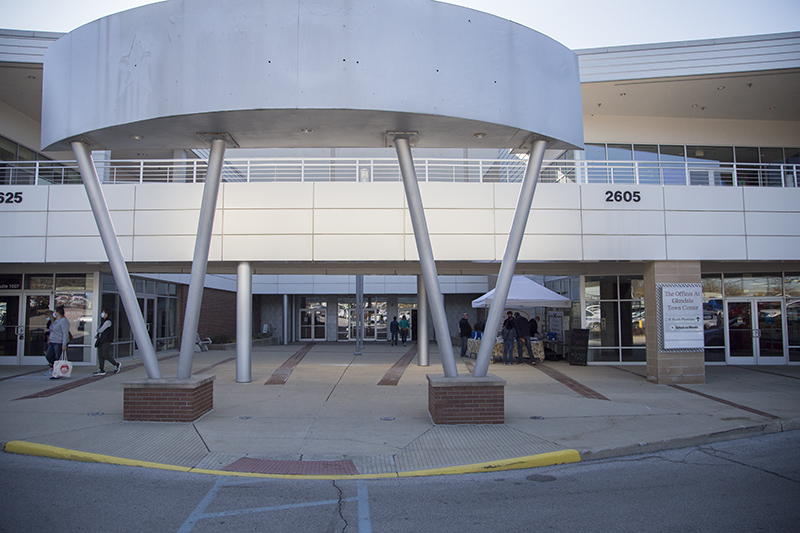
left=417, top=275, right=429, bottom=366
left=644, top=261, right=705, bottom=384
left=282, top=294, right=290, bottom=345
left=236, top=261, right=252, bottom=383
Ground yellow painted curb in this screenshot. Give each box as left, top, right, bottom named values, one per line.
left=4, top=440, right=580, bottom=479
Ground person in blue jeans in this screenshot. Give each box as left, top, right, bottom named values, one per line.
left=398, top=315, right=410, bottom=346
left=502, top=320, right=517, bottom=365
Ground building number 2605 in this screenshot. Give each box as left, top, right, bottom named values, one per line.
left=0, top=192, right=23, bottom=204
left=605, top=190, right=641, bottom=203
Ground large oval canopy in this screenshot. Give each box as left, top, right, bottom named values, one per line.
left=41, top=0, right=583, bottom=152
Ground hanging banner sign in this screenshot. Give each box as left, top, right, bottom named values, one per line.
left=660, top=284, right=704, bottom=350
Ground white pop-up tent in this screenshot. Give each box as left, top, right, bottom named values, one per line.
left=471, top=276, right=571, bottom=309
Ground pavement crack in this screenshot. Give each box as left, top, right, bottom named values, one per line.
left=697, top=445, right=800, bottom=484
left=333, top=480, right=349, bottom=532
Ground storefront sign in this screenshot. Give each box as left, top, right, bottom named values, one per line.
left=660, top=284, right=703, bottom=350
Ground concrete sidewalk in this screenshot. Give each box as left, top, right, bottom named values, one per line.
left=1, top=342, right=798, bottom=478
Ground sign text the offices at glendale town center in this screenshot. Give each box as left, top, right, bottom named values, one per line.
left=661, top=284, right=704, bottom=350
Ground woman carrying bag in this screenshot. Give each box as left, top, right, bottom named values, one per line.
left=93, top=309, right=120, bottom=376
left=46, top=306, right=70, bottom=380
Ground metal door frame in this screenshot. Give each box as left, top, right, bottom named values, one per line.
left=725, top=298, right=787, bottom=365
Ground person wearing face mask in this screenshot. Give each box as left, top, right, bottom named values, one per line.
left=93, top=309, right=120, bottom=376
left=45, top=306, right=70, bottom=379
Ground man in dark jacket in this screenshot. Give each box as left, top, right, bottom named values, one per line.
left=529, top=316, right=539, bottom=338
left=458, top=313, right=472, bottom=358
left=514, top=312, right=534, bottom=364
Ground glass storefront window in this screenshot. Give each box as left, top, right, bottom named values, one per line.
left=585, top=276, right=617, bottom=302
left=788, top=300, right=800, bottom=363
left=25, top=275, right=54, bottom=290
left=785, top=274, right=800, bottom=297
left=0, top=274, right=22, bottom=290
left=702, top=275, right=723, bottom=299
left=725, top=273, right=782, bottom=297
left=56, top=274, right=91, bottom=292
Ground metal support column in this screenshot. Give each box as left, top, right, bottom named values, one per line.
left=236, top=261, right=252, bottom=383
left=417, top=275, right=429, bottom=366
left=355, top=274, right=364, bottom=354
left=394, top=137, right=457, bottom=377
left=177, top=138, right=227, bottom=379
left=474, top=140, right=548, bottom=377
left=72, top=142, right=162, bottom=379
left=282, top=294, right=289, bottom=345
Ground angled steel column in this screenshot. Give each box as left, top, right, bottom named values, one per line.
left=71, top=141, right=161, bottom=379
left=417, top=274, right=429, bottom=366
left=236, top=261, right=252, bottom=383
left=474, top=139, right=548, bottom=377
left=177, top=138, right=226, bottom=379
left=394, top=137, right=457, bottom=377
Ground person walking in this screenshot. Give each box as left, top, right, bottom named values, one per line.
left=458, top=313, right=472, bottom=358
left=389, top=316, right=400, bottom=346
left=514, top=312, right=534, bottom=364
left=501, top=320, right=517, bottom=365
left=93, top=309, right=120, bottom=376
left=398, top=314, right=410, bottom=346
left=45, top=306, right=70, bottom=379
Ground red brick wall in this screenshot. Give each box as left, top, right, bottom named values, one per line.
left=428, top=384, right=505, bottom=424
left=123, top=380, right=214, bottom=422
left=178, top=286, right=237, bottom=340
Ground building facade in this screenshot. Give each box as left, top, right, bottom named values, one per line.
left=0, top=6, right=798, bottom=376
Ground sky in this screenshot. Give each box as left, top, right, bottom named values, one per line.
left=3, top=0, right=799, bottom=49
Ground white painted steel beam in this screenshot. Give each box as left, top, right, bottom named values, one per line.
left=71, top=141, right=161, bottom=379
left=395, top=137, right=457, bottom=377
left=236, top=261, right=252, bottom=383
left=474, top=139, right=548, bottom=378
left=417, top=275, right=429, bottom=366
left=177, top=138, right=226, bottom=379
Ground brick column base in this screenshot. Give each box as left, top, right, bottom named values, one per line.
left=427, top=374, right=506, bottom=424
left=123, top=375, right=215, bottom=422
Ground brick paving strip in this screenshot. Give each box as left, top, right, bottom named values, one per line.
left=612, top=366, right=780, bottom=420
left=13, top=354, right=180, bottom=400
left=377, top=344, right=418, bottom=385
left=534, top=363, right=610, bottom=401
left=222, top=457, right=359, bottom=475
left=264, top=343, right=316, bottom=385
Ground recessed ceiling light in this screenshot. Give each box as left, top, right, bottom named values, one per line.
left=717, top=86, right=725, bottom=90
left=619, top=92, right=626, bottom=96
left=129, top=134, right=143, bottom=140
left=769, top=106, right=777, bottom=110
left=27, top=75, right=37, bottom=80
left=300, top=128, right=313, bottom=133
left=692, top=104, right=698, bottom=108
left=473, top=132, right=487, bottom=138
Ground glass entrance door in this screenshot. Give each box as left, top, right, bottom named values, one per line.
left=137, top=297, right=157, bottom=351
left=726, top=300, right=786, bottom=364
left=22, top=294, right=52, bottom=364
left=0, top=295, right=21, bottom=363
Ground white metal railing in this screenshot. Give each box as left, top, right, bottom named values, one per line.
left=1, top=158, right=797, bottom=187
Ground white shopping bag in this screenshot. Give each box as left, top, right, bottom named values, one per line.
left=53, top=357, right=73, bottom=378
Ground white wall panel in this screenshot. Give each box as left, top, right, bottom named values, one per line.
left=132, top=236, right=197, bottom=261
left=666, top=236, right=747, bottom=260
left=581, top=184, right=664, bottom=210
left=316, top=209, right=404, bottom=234
left=493, top=183, right=581, bottom=209
left=429, top=235, right=495, bottom=261
left=47, top=210, right=135, bottom=237
left=665, top=211, right=745, bottom=235
left=45, top=236, right=133, bottom=262
left=135, top=184, right=211, bottom=210
left=419, top=183, right=493, bottom=209
left=747, top=237, right=800, bottom=260
left=0, top=211, right=47, bottom=236
left=582, top=210, right=665, bottom=235
left=223, top=182, right=314, bottom=209
left=664, top=185, right=744, bottom=211
left=222, top=235, right=313, bottom=261
left=314, top=182, right=406, bottom=209
left=225, top=209, right=313, bottom=234
left=47, top=185, right=90, bottom=211
left=743, top=188, right=800, bottom=212
left=134, top=209, right=222, bottom=236
left=514, top=235, right=584, bottom=261
left=315, top=235, right=405, bottom=261
left=494, top=209, right=582, bottom=235
left=584, top=235, right=666, bottom=261
left=103, top=185, right=136, bottom=210
left=0, top=186, right=48, bottom=211
left=0, top=237, right=46, bottom=262
left=423, top=209, right=494, bottom=234
left=745, top=212, right=800, bottom=236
